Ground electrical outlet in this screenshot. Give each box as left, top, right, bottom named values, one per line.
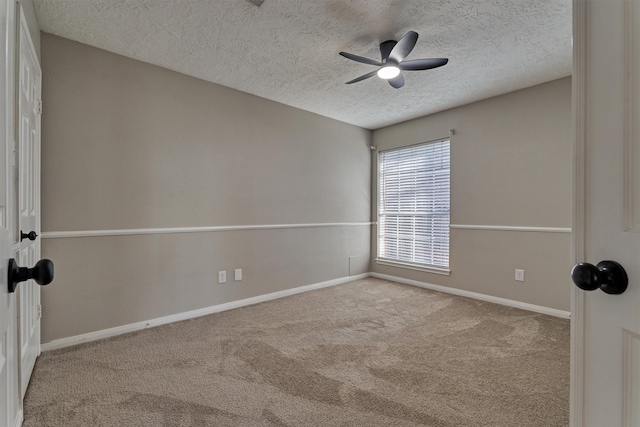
left=515, top=269, right=525, bottom=282
left=234, top=269, right=242, bottom=281
left=218, top=270, right=227, bottom=284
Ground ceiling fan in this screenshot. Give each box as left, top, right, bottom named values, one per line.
left=339, top=31, right=448, bottom=89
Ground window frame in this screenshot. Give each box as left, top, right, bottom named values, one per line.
left=375, top=138, right=451, bottom=275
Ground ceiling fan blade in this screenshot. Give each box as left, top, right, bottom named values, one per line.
left=399, top=58, right=449, bottom=71
left=380, top=40, right=397, bottom=62
left=339, top=51, right=382, bottom=66
left=388, top=31, right=418, bottom=63
left=388, top=73, right=405, bottom=89
left=346, top=70, right=378, bottom=84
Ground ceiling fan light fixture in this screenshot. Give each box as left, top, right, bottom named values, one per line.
left=377, top=66, right=400, bottom=80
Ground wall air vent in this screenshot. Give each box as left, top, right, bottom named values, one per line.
left=246, top=0, right=265, bottom=6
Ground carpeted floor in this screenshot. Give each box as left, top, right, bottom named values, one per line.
left=23, top=278, right=570, bottom=426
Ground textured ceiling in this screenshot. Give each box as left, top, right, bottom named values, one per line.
left=33, top=0, right=572, bottom=130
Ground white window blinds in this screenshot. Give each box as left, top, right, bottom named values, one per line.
left=378, top=139, right=450, bottom=269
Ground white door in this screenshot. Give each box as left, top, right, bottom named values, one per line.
left=0, top=3, right=44, bottom=425
left=572, top=0, right=640, bottom=425
left=16, top=6, right=41, bottom=399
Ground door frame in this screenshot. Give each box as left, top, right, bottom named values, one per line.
left=1, top=0, right=21, bottom=425
left=570, top=0, right=586, bottom=424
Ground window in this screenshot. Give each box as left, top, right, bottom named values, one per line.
left=377, top=139, right=450, bottom=271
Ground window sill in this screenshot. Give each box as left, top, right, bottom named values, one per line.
left=375, top=259, right=451, bottom=276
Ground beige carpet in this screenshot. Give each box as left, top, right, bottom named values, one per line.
left=23, top=278, right=569, bottom=426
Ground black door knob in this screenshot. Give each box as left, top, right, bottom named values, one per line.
left=7, top=258, right=54, bottom=293
left=20, top=230, right=38, bottom=241
left=571, top=260, right=628, bottom=295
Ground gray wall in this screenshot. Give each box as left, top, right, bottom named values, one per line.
left=372, top=77, right=572, bottom=311
left=40, top=34, right=372, bottom=342
left=40, top=32, right=572, bottom=342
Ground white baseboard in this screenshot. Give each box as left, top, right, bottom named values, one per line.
left=41, top=273, right=369, bottom=352
left=370, top=272, right=571, bottom=319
